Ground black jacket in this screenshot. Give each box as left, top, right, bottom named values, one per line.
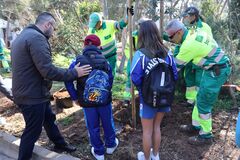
left=11, top=25, right=78, bottom=104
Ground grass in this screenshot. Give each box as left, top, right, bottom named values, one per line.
left=58, top=116, right=74, bottom=126
left=112, top=73, right=128, bottom=100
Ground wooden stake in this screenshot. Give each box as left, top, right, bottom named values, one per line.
left=128, top=0, right=136, bottom=128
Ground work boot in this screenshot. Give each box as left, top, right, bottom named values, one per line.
left=188, top=136, right=213, bottom=145
left=179, top=124, right=199, bottom=134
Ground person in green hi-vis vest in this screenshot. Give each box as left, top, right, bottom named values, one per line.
left=0, top=40, right=10, bottom=73
left=176, top=6, right=213, bottom=107
left=165, top=19, right=231, bottom=145
left=88, top=8, right=134, bottom=76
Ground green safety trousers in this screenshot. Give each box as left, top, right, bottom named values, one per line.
left=184, top=62, right=203, bottom=104
left=0, top=54, right=10, bottom=72
left=192, top=65, right=231, bottom=138
left=106, top=53, right=117, bottom=77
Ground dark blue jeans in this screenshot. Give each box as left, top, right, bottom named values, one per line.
left=18, top=101, right=66, bottom=160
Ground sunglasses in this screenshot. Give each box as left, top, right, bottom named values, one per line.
left=169, top=29, right=181, bottom=39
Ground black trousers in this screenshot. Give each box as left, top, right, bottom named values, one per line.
left=18, top=101, right=66, bottom=160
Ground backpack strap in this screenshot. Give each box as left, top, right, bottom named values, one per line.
left=168, top=54, right=173, bottom=66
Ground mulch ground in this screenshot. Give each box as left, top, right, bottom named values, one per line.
left=0, top=93, right=239, bottom=160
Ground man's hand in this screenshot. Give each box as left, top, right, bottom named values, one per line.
left=74, top=62, right=92, bottom=77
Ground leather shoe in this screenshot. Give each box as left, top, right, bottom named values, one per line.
left=54, top=144, right=76, bottom=152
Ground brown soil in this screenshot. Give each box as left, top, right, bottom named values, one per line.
left=0, top=93, right=239, bottom=160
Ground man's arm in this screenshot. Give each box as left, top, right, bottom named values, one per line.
left=29, top=35, right=91, bottom=81
left=64, top=60, right=78, bottom=101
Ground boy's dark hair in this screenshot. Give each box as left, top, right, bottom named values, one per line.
left=35, top=12, right=56, bottom=25
left=138, top=20, right=168, bottom=58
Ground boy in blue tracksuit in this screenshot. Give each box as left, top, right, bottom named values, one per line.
left=65, top=35, right=118, bottom=160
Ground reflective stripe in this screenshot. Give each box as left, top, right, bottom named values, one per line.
left=187, top=99, right=195, bottom=104
left=214, top=52, right=224, bottom=63
left=192, top=120, right=200, bottom=127
left=114, top=22, right=120, bottom=30
left=102, top=45, right=116, bottom=55
left=199, top=130, right=210, bottom=135
left=203, top=63, right=215, bottom=70
left=197, top=58, right=207, bottom=66
left=199, top=113, right=211, bottom=120
left=187, top=86, right=196, bottom=91
left=207, top=47, right=217, bottom=57
left=175, top=58, right=185, bottom=65
left=102, top=40, right=115, bottom=49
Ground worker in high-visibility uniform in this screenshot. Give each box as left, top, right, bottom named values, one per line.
left=88, top=8, right=134, bottom=76
left=0, top=40, right=10, bottom=73
left=178, top=6, right=213, bottom=107
left=165, top=19, right=231, bottom=145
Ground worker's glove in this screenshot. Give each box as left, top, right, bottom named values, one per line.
left=127, top=6, right=134, bottom=16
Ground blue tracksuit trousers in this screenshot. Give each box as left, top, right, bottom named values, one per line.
left=83, top=103, right=116, bottom=155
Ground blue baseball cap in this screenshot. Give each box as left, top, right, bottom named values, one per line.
left=88, top=12, right=102, bottom=28
left=181, top=6, right=199, bottom=17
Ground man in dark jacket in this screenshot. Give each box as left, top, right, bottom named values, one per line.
left=11, top=12, right=92, bottom=160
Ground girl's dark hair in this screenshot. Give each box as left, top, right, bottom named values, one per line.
left=137, top=20, right=168, bottom=58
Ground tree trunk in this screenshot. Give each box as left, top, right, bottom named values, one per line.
left=159, top=0, right=164, bottom=37
left=102, top=0, right=109, bottom=19
left=218, top=0, right=227, bottom=18
left=5, top=15, right=11, bottom=48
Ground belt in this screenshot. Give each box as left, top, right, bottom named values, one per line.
left=208, top=61, right=230, bottom=70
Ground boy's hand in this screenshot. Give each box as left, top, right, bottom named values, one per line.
left=74, top=62, right=92, bottom=77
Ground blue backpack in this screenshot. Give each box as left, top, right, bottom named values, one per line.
left=83, top=69, right=111, bottom=105
left=76, top=45, right=111, bottom=107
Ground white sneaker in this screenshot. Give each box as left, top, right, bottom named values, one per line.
left=137, top=151, right=145, bottom=160
left=0, top=117, right=6, bottom=125
left=91, top=147, right=104, bottom=160
left=137, top=151, right=151, bottom=160
left=150, top=148, right=160, bottom=160
left=106, top=138, right=119, bottom=154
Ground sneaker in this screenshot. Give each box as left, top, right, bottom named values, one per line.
left=106, top=138, right=119, bottom=154
left=137, top=151, right=145, bottom=160
left=179, top=124, right=199, bottom=134
left=91, top=147, right=104, bottom=160
left=150, top=148, right=160, bottom=160
left=137, top=151, right=151, bottom=160
left=188, top=136, right=213, bottom=145
left=0, top=117, right=6, bottom=125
